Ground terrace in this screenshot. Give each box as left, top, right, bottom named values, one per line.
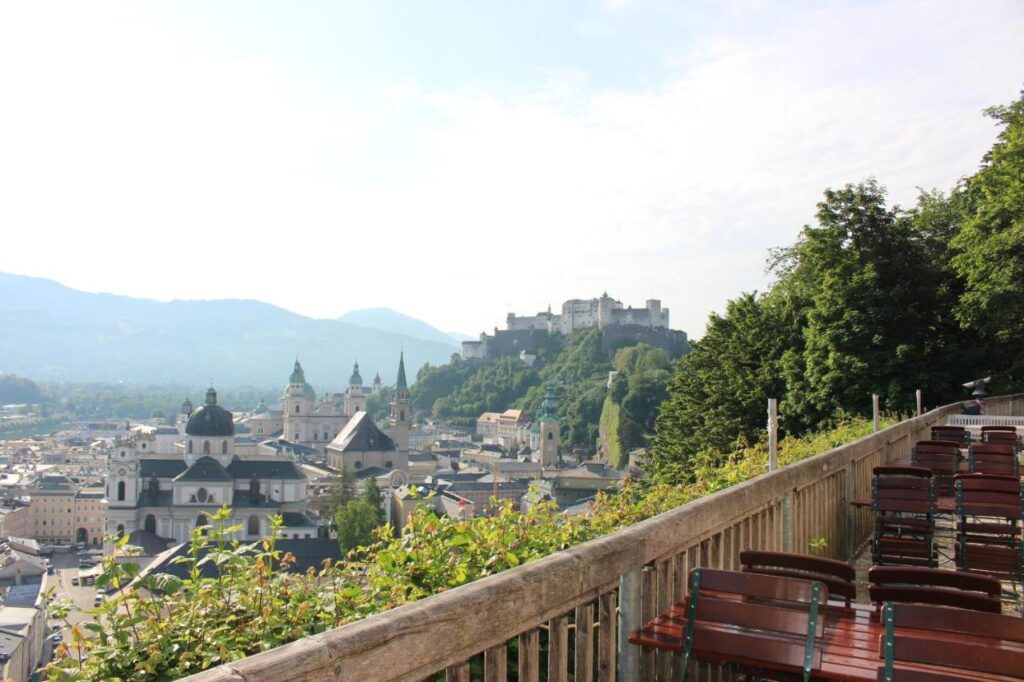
left=188, top=394, right=1024, bottom=682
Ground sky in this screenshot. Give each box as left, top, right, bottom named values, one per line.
left=0, top=1, right=1021, bottom=339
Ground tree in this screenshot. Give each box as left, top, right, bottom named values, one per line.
left=335, top=500, right=380, bottom=554
left=362, top=477, right=385, bottom=525
left=312, top=465, right=358, bottom=519
left=950, top=92, right=1024, bottom=386
left=650, top=292, right=792, bottom=481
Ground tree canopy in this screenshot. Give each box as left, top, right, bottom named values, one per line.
left=651, top=91, right=1024, bottom=482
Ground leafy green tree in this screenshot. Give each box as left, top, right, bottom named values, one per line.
left=950, top=93, right=1024, bottom=385
left=774, top=180, right=962, bottom=428
left=651, top=292, right=793, bottom=480
left=335, top=499, right=380, bottom=554
left=362, top=477, right=385, bottom=525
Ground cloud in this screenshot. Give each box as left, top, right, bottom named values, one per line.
left=0, top=1, right=1021, bottom=341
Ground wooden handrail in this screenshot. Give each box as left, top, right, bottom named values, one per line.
left=185, top=394, right=1024, bottom=682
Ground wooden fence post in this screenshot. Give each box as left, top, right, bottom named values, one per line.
left=872, top=394, right=880, bottom=432
left=767, top=398, right=778, bottom=472
left=617, top=569, right=641, bottom=682
left=916, top=389, right=922, bottom=417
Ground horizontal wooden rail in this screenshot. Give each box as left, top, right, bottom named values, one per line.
left=187, top=395, right=1023, bottom=682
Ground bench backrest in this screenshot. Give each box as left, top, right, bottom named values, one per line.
left=680, top=568, right=828, bottom=682
left=867, top=566, right=1001, bottom=613
left=879, top=602, right=1024, bottom=679
left=740, top=550, right=855, bottom=606
left=955, top=474, right=1023, bottom=519
left=872, top=467, right=935, bottom=514
left=930, top=426, right=969, bottom=444
left=968, top=443, right=1019, bottom=476
left=981, top=425, right=1017, bottom=433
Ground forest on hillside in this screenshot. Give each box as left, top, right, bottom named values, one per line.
left=413, top=330, right=677, bottom=452
left=649, top=93, right=1024, bottom=483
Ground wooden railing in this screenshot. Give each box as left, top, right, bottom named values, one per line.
left=188, top=395, right=1023, bottom=682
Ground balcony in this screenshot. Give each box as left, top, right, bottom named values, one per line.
left=186, top=394, right=1023, bottom=682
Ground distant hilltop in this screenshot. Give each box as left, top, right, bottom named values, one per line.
left=462, top=293, right=688, bottom=361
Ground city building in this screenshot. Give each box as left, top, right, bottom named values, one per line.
left=462, top=293, right=688, bottom=361
left=105, top=387, right=317, bottom=546
left=23, top=476, right=106, bottom=546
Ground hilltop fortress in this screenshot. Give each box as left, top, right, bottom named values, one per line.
left=462, top=293, right=688, bottom=361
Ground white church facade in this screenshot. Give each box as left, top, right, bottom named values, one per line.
left=105, top=387, right=317, bottom=546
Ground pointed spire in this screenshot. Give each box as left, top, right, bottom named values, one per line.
left=349, top=360, right=363, bottom=386
left=289, top=358, right=306, bottom=384
left=396, top=351, right=408, bottom=391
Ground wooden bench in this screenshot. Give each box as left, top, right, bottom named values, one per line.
left=930, top=426, right=970, bottom=445
left=741, top=550, right=856, bottom=607
left=981, top=430, right=1022, bottom=451
left=872, top=467, right=937, bottom=567
left=877, top=602, right=1024, bottom=680
left=954, top=474, right=1024, bottom=582
left=910, top=441, right=962, bottom=495
left=968, top=443, right=1019, bottom=477
left=629, top=568, right=828, bottom=681
left=867, top=566, right=1002, bottom=614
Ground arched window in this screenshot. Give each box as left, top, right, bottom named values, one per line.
left=353, top=461, right=362, bottom=469
left=188, top=440, right=193, bottom=454
left=203, top=441, right=210, bottom=455
left=221, top=441, right=228, bottom=454
left=247, top=515, right=260, bottom=536
left=116, top=524, right=125, bottom=538
left=385, top=460, right=393, bottom=469
left=400, top=410, right=405, bottom=421
left=144, top=514, right=156, bottom=535
left=314, top=432, right=318, bottom=441
left=547, top=431, right=553, bottom=440
left=117, top=481, right=126, bottom=501
left=295, top=404, right=300, bottom=414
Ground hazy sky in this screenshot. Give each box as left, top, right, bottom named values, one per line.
left=1, top=1, right=1021, bottom=339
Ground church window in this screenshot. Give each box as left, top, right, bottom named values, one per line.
left=203, top=441, right=210, bottom=455
left=196, top=488, right=209, bottom=503
left=295, top=405, right=300, bottom=414
left=353, top=461, right=362, bottom=469
left=116, top=524, right=124, bottom=538
left=385, top=460, right=393, bottom=469
left=221, top=441, right=228, bottom=455
left=314, top=432, right=318, bottom=441
left=117, top=481, right=125, bottom=501
left=144, top=514, right=156, bottom=534
left=247, top=515, right=260, bottom=536
left=188, top=440, right=193, bottom=454
left=547, top=432, right=553, bottom=440
left=400, top=410, right=405, bottom=421
left=120, top=451, right=125, bottom=458
left=196, top=515, right=208, bottom=533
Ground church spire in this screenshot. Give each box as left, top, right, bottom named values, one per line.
left=396, top=351, right=408, bottom=391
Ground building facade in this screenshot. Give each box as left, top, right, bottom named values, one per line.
left=106, top=387, right=316, bottom=546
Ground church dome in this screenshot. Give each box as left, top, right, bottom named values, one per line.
left=349, top=361, right=363, bottom=386
left=186, top=387, right=235, bottom=437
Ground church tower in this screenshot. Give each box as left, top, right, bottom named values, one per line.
left=344, top=361, right=367, bottom=415
left=538, top=384, right=560, bottom=466
left=389, top=352, right=411, bottom=453
left=106, top=434, right=140, bottom=544
left=283, top=358, right=316, bottom=442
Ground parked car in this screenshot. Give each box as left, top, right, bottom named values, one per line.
left=70, top=577, right=79, bottom=586
left=93, top=595, right=103, bottom=607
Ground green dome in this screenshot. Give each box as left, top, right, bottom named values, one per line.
left=349, top=361, right=363, bottom=386
left=289, top=359, right=306, bottom=384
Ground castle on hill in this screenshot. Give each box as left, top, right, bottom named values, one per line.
left=461, top=293, right=688, bottom=361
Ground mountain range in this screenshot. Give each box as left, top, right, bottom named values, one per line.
left=0, top=272, right=459, bottom=388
